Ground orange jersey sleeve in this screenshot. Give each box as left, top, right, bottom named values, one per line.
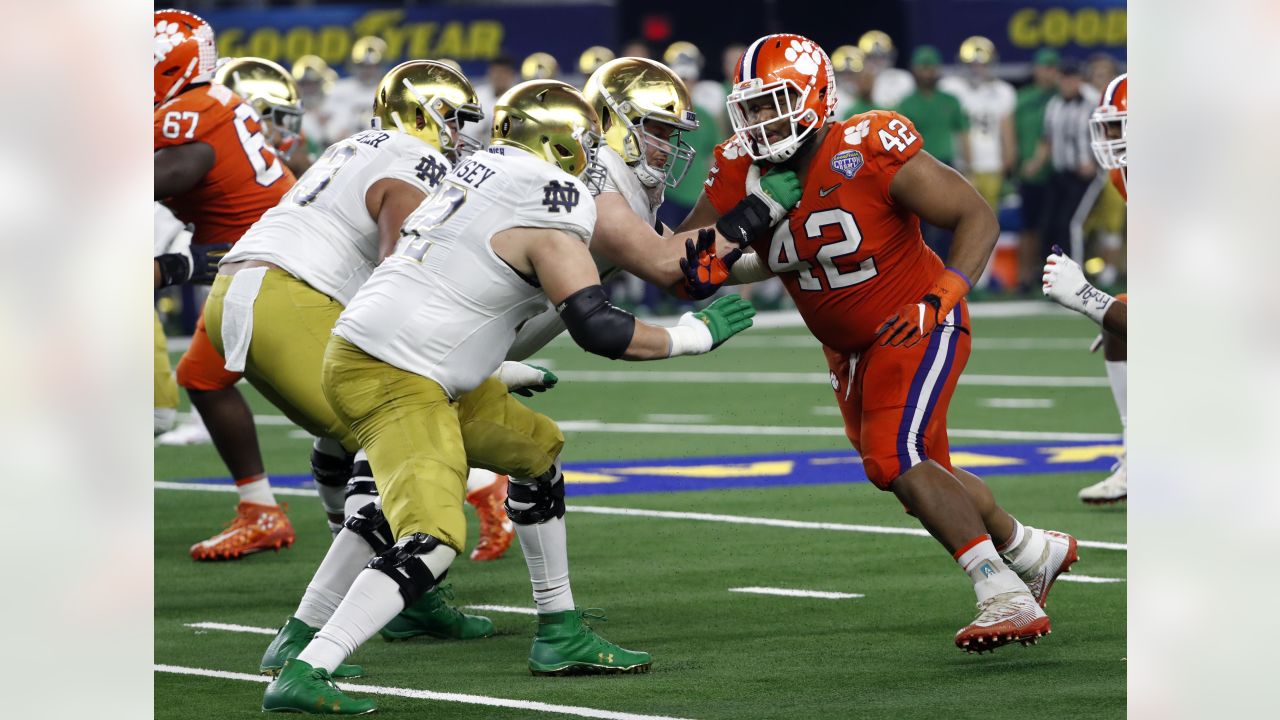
left=155, top=84, right=295, bottom=245
left=746, top=112, right=946, bottom=354
left=1110, top=168, right=1127, bottom=201
left=702, top=136, right=755, bottom=216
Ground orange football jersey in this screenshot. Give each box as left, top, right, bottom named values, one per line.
left=155, top=83, right=295, bottom=246
left=705, top=111, right=945, bottom=354
left=1109, top=167, right=1127, bottom=201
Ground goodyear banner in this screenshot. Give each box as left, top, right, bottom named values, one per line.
left=905, top=0, right=1126, bottom=63
left=198, top=4, right=617, bottom=78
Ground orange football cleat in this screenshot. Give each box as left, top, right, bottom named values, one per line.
left=189, top=501, right=295, bottom=561
left=467, top=474, right=514, bottom=561
left=955, top=591, right=1051, bottom=654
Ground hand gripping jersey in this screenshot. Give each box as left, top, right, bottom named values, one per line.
left=225, top=129, right=450, bottom=306
left=705, top=111, right=945, bottom=354
left=505, top=145, right=660, bottom=360
left=155, top=83, right=296, bottom=246
left=334, top=146, right=597, bottom=398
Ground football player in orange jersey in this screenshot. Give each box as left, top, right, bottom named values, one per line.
left=1044, top=73, right=1128, bottom=504
left=678, top=34, right=1079, bottom=653
left=154, top=9, right=299, bottom=560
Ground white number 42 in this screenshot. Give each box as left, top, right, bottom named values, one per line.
left=877, top=119, right=918, bottom=153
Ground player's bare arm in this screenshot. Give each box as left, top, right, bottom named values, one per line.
left=365, top=178, right=429, bottom=263
left=890, top=150, right=999, bottom=282
left=154, top=142, right=215, bottom=199
left=674, top=191, right=724, bottom=233
left=493, top=226, right=754, bottom=360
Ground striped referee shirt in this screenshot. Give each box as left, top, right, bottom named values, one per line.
left=1043, top=85, right=1101, bottom=171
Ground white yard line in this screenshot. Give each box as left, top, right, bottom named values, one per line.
left=979, top=398, right=1056, bottom=409
left=153, top=486, right=1127, bottom=552
left=1058, top=575, right=1126, bottom=584
left=154, top=664, right=694, bottom=720
left=464, top=604, right=538, bottom=616
left=643, top=413, right=716, bottom=423
left=729, top=587, right=864, bottom=600
left=184, top=621, right=276, bottom=635
left=555, top=370, right=1108, bottom=387
left=718, top=336, right=1091, bottom=350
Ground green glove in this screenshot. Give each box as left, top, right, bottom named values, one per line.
left=692, top=294, right=757, bottom=348
left=758, top=169, right=802, bottom=212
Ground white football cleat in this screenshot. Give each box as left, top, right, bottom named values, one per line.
left=1079, top=455, right=1126, bottom=505
left=156, top=412, right=212, bottom=446
left=955, top=591, right=1051, bottom=653
left=1023, top=530, right=1079, bottom=608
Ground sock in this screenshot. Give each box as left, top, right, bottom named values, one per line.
left=235, top=474, right=277, bottom=507
left=995, top=519, right=1049, bottom=578
left=297, top=570, right=403, bottom=674
left=955, top=535, right=1027, bottom=603
left=343, top=451, right=377, bottom=519
left=297, top=542, right=457, bottom=673
left=466, top=468, right=498, bottom=496
left=509, top=462, right=574, bottom=613
left=1106, top=358, right=1127, bottom=439
left=294, top=529, right=378, bottom=629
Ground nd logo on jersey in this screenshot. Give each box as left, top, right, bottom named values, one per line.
left=542, top=180, right=580, bottom=213
left=831, top=149, right=864, bottom=179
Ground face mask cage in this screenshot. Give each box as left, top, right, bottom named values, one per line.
left=727, top=78, right=819, bottom=162
left=629, top=115, right=696, bottom=188
left=1089, top=109, right=1127, bottom=170
left=576, top=128, right=607, bottom=194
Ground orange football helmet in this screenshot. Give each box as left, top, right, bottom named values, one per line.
left=727, top=33, right=835, bottom=163
left=154, top=9, right=217, bottom=107
left=1090, top=73, right=1127, bottom=171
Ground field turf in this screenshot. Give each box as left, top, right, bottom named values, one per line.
left=155, top=308, right=1126, bottom=719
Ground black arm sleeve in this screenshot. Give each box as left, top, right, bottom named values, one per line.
left=715, top=194, right=774, bottom=248
left=556, top=285, right=636, bottom=360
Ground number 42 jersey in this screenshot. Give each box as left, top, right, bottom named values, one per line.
left=226, top=129, right=450, bottom=306
left=154, top=83, right=296, bottom=246
left=705, top=111, right=947, bottom=355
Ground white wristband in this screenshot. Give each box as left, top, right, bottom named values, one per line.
left=665, top=313, right=714, bottom=357
left=1075, top=285, right=1116, bottom=326
left=727, top=251, right=771, bottom=285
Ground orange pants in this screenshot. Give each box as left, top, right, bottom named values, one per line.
left=175, top=311, right=243, bottom=391
left=823, top=301, right=971, bottom=489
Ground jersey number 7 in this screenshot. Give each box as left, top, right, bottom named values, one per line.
left=767, top=208, right=878, bottom=291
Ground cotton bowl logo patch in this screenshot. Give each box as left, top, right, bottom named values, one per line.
left=831, top=149, right=864, bottom=179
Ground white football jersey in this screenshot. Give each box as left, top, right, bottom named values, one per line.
left=872, top=68, right=916, bottom=109
left=225, top=129, right=450, bottom=306
left=505, top=145, right=659, bottom=361
left=939, top=76, right=1016, bottom=174
left=334, top=146, right=597, bottom=397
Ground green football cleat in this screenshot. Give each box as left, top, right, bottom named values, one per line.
left=379, top=584, right=495, bottom=641
left=528, top=608, right=652, bottom=676
left=260, top=616, right=364, bottom=678
left=262, top=658, right=376, bottom=715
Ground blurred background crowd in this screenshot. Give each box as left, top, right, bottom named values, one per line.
left=158, top=0, right=1127, bottom=326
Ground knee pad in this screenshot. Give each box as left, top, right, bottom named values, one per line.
left=367, top=533, right=446, bottom=606
left=311, top=438, right=355, bottom=488
left=343, top=501, right=393, bottom=553
left=862, top=454, right=902, bottom=491
left=504, top=465, right=565, bottom=525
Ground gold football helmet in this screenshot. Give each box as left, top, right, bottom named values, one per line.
left=521, top=52, right=560, bottom=81
left=491, top=80, right=603, bottom=187
left=578, top=46, right=615, bottom=77
left=582, top=57, right=698, bottom=188
left=857, top=30, right=895, bottom=58
left=291, top=54, right=337, bottom=95
left=215, top=57, right=303, bottom=139
left=351, top=36, right=388, bottom=66
left=830, top=45, right=866, bottom=75
left=373, top=60, right=483, bottom=159
left=958, top=36, right=997, bottom=65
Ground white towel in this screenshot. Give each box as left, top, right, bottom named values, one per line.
left=220, top=267, right=267, bottom=373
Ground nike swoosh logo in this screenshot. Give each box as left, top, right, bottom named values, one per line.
left=819, top=184, right=842, bottom=197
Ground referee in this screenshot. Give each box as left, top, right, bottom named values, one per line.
left=1022, top=59, right=1101, bottom=260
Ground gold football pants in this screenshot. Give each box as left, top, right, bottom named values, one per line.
left=205, top=269, right=357, bottom=451
left=322, top=336, right=564, bottom=553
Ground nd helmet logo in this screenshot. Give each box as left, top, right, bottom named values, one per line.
left=542, top=180, right=580, bottom=213
left=830, top=149, right=864, bottom=179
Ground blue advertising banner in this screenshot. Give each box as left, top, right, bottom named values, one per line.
left=905, top=0, right=1126, bottom=63
left=196, top=3, right=618, bottom=78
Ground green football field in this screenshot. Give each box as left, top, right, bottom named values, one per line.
left=154, top=307, right=1127, bottom=719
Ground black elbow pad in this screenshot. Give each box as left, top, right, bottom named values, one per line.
left=556, top=285, right=636, bottom=360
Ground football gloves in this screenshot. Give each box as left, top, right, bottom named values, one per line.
left=715, top=166, right=801, bottom=248
left=494, top=361, right=559, bottom=397
left=679, top=228, right=742, bottom=300
left=666, top=295, right=757, bottom=356
left=1042, top=245, right=1116, bottom=326
left=876, top=267, right=972, bottom=348
left=155, top=231, right=230, bottom=288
